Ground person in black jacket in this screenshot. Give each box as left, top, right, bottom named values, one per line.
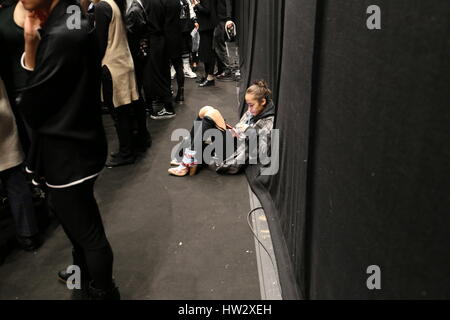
left=193, top=0, right=218, bottom=87
left=19, top=0, right=119, bottom=300
left=142, top=0, right=176, bottom=120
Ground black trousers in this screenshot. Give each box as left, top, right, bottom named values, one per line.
left=0, top=165, right=38, bottom=237
left=199, top=30, right=216, bottom=76
left=102, top=66, right=149, bottom=157
left=143, top=35, right=173, bottom=110
left=170, top=57, right=185, bottom=90
left=48, top=178, right=113, bottom=290
left=189, top=116, right=234, bottom=162
left=213, top=21, right=230, bottom=73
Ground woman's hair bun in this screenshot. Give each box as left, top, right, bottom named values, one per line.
left=249, top=80, right=272, bottom=100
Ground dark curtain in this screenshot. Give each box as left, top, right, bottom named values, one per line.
left=235, top=0, right=284, bottom=113
left=237, top=0, right=450, bottom=299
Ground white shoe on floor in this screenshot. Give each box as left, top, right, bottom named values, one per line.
left=183, top=63, right=197, bottom=79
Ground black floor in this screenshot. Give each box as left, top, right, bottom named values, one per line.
left=0, top=78, right=260, bottom=300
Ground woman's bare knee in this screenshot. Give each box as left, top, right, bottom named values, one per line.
left=199, top=106, right=215, bottom=119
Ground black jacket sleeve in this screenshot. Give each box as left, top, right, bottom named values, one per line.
left=18, top=29, right=85, bottom=129
left=94, top=1, right=112, bottom=59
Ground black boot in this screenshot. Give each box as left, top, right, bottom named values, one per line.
left=133, top=132, right=152, bottom=154
left=58, top=249, right=91, bottom=300
left=58, top=248, right=91, bottom=284
left=88, top=281, right=121, bottom=300
left=105, top=153, right=136, bottom=168
left=175, top=87, right=184, bottom=104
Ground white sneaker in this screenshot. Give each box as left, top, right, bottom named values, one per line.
left=183, top=63, right=197, bottom=79
left=171, top=66, right=176, bottom=80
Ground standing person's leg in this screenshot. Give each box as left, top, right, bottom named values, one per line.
left=130, top=53, right=151, bottom=153
left=112, top=105, right=135, bottom=160
left=213, top=22, right=229, bottom=76
left=131, top=100, right=151, bottom=153
left=172, top=57, right=185, bottom=103
left=182, top=32, right=197, bottom=78
left=199, top=30, right=216, bottom=87
left=0, top=166, right=40, bottom=251
left=147, top=36, right=176, bottom=120
left=101, top=66, right=117, bottom=122
left=48, top=179, right=119, bottom=300
left=102, top=65, right=136, bottom=167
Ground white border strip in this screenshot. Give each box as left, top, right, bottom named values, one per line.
left=248, top=185, right=282, bottom=300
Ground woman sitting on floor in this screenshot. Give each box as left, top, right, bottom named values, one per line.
left=169, top=80, right=276, bottom=177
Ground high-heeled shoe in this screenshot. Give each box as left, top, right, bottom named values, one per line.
left=168, top=149, right=198, bottom=176
left=168, top=164, right=198, bottom=177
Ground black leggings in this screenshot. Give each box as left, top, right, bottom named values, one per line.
left=102, top=66, right=149, bottom=157
left=189, top=116, right=234, bottom=161
left=203, top=62, right=215, bottom=76
left=48, top=179, right=113, bottom=291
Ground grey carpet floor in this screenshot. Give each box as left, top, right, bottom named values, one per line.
left=0, top=77, right=260, bottom=300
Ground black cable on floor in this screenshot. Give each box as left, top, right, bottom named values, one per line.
left=247, top=207, right=277, bottom=273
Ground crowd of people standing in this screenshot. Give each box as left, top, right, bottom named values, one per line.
left=0, top=0, right=235, bottom=300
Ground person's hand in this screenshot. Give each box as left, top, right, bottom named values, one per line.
left=24, top=10, right=45, bottom=42
left=230, top=128, right=239, bottom=138
left=23, top=10, right=48, bottom=70
left=194, top=22, right=200, bottom=30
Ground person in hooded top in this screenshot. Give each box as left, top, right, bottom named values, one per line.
left=168, top=80, right=276, bottom=177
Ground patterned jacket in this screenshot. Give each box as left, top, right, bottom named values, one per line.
left=216, top=101, right=276, bottom=175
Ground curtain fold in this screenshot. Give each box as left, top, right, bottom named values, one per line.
left=237, top=0, right=450, bottom=299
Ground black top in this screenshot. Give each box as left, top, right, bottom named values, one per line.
left=216, top=0, right=231, bottom=22
left=180, top=0, right=195, bottom=33
left=194, top=0, right=218, bottom=32
left=163, top=0, right=182, bottom=58
left=0, top=3, right=28, bottom=99
left=17, top=0, right=107, bottom=186
left=142, top=0, right=182, bottom=58
left=93, top=1, right=113, bottom=59
left=142, top=0, right=165, bottom=36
